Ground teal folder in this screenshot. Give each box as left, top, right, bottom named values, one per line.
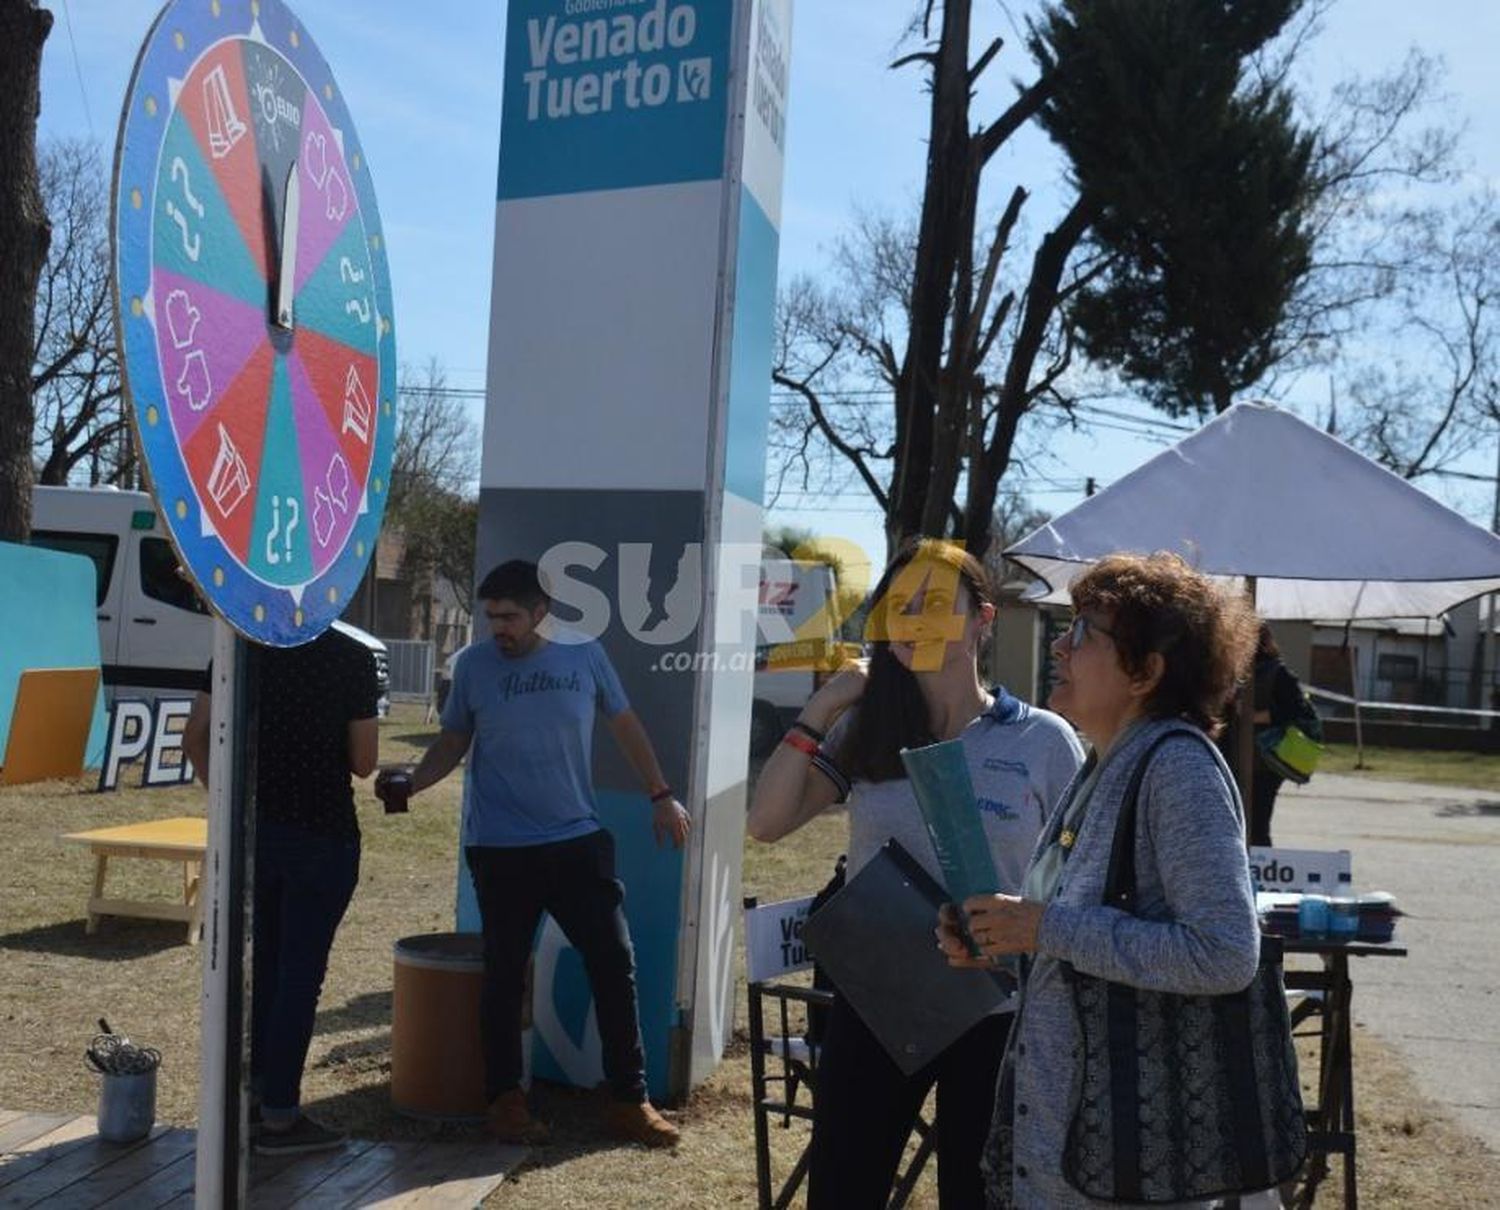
left=901, top=738, right=1004, bottom=960
left=900, top=738, right=1000, bottom=903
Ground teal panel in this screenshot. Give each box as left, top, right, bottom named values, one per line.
left=498, top=0, right=733, bottom=200
left=725, top=188, right=779, bottom=504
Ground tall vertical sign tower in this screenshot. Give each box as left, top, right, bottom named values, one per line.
left=472, top=0, right=792, bottom=1097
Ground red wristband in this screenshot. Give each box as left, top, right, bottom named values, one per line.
left=781, top=730, right=819, bottom=757
left=649, top=786, right=674, bottom=803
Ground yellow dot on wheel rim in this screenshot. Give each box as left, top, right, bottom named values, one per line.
left=290, top=30, right=300, bottom=48
left=213, top=568, right=225, bottom=587
left=373, top=478, right=384, bottom=494
left=356, top=541, right=365, bottom=558
left=254, top=604, right=266, bottom=623
left=173, top=31, right=185, bottom=50
left=175, top=499, right=187, bottom=520
left=250, top=1, right=260, bottom=17
left=211, top=0, right=221, bottom=16
left=327, top=587, right=339, bottom=604
left=371, top=234, right=381, bottom=251
left=144, top=96, right=157, bottom=117
left=353, top=153, right=361, bottom=171
left=130, top=188, right=142, bottom=210
left=130, top=297, right=144, bottom=317
left=382, top=399, right=391, bottom=416
left=146, top=406, right=159, bottom=426
left=295, top=608, right=304, bottom=626
left=324, top=83, right=334, bottom=101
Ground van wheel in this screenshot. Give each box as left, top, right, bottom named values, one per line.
left=749, top=702, right=782, bottom=758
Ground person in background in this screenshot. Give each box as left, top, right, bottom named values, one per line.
left=937, top=552, right=1262, bottom=1208
left=376, top=560, right=689, bottom=1149
left=1223, top=622, right=1318, bottom=846
left=183, top=625, right=380, bottom=1154
left=749, top=538, right=1084, bottom=1209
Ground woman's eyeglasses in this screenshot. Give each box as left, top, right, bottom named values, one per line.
left=1064, top=615, right=1114, bottom=650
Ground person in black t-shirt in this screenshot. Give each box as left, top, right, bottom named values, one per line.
left=184, top=626, right=379, bottom=1155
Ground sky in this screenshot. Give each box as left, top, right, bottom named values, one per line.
left=35, top=0, right=1500, bottom=573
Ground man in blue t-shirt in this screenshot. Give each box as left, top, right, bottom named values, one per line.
left=379, top=560, right=689, bottom=1149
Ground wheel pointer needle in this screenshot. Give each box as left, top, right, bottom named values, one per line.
left=275, top=161, right=299, bottom=331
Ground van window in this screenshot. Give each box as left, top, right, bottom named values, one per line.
left=31, top=529, right=118, bottom=607
left=140, top=537, right=209, bottom=614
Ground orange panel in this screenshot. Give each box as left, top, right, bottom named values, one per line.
left=0, top=668, right=100, bottom=785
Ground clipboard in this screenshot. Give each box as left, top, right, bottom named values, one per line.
left=801, top=838, right=1014, bottom=1075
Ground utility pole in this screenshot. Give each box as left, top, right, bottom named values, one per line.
left=1487, top=429, right=1499, bottom=721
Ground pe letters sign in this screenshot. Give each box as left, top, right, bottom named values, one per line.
left=1248, top=846, right=1351, bottom=895
left=98, top=697, right=197, bottom=791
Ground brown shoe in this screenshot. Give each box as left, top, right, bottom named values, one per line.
left=486, top=1089, right=550, bottom=1145
left=602, top=1099, right=680, bottom=1148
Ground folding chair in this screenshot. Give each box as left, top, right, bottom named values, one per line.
left=744, top=894, right=935, bottom=1210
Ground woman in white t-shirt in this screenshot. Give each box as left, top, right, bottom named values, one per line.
left=748, top=539, right=1083, bottom=1209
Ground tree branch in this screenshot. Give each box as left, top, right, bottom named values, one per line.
left=968, top=37, right=1003, bottom=87
left=773, top=369, right=890, bottom=510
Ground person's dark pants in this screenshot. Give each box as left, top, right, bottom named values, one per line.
left=1249, top=769, right=1284, bottom=847
left=466, top=829, right=647, bottom=1104
left=250, top=819, right=360, bottom=1115
left=808, top=993, right=1010, bottom=1209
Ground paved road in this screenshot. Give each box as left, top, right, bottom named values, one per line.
left=1273, top=773, right=1500, bottom=1151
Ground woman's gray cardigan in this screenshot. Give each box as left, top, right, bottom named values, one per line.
left=987, top=717, right=1261, bottom=1209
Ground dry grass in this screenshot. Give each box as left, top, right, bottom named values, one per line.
left=0, top=703, right=1495, bottom=1207
left=1318, top=742, right=1500, bottom=790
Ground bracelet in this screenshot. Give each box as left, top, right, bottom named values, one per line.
left=790, top=718, right=826, bottom=744
left=780, top=730, right=819, bottom=757
left=649, top=786, right=675, bottom=803
left=810, top=750, right=851, bottom=803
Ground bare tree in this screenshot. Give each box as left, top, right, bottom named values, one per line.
left=987, top=489, right=1052, bottom=588
left=32, top=138, right=128, bottom=487
left=0, top=0, right=53, bottom=541
left=389, top=358, right=479, bottom=513
left=1338, top=190, right=1499, bottom=482
left=388, top=358, right=480, bottom=623
left=775, top=1, right=1304, bottom=562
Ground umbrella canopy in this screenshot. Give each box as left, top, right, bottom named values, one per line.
left=1006, top=402, right=1500, bottom=619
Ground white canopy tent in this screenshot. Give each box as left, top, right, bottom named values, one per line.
left=1007, top=402, right=1500, bottom=620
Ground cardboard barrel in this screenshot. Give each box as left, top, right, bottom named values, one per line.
left=391, top=932, right=487, bottom=1120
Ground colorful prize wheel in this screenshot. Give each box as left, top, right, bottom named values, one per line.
left=113, top=0, right=396, bottom=645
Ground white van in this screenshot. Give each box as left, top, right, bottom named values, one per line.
left=30, top=485, right=389, bottom=710
left=751, top=557, right=858, bottom=755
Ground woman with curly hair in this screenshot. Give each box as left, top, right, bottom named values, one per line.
left=750, top=538, right=1083, bottom=1209
left=938, top=552, right=1265, bottom=1208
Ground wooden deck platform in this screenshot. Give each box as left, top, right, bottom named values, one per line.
left=0, top=1109, right=525, bottom=1208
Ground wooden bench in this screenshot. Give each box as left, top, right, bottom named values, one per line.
left=60, top=817, right=207, bottom=944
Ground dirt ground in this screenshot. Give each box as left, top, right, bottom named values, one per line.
left=0, top=706, right=1495, bottom=1207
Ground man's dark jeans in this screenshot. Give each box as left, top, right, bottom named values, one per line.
left=466, top=829, right=647, bottom=1104
left=251, top=820, right=360, bottom=1115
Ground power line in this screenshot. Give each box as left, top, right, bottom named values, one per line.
left=60, top=0, right=97, bottom=144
